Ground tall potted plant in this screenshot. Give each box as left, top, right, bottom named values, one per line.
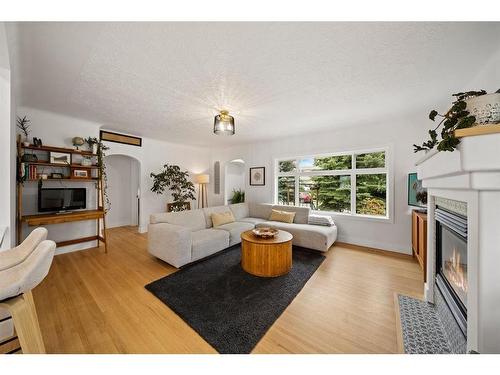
left=150, top=164, right=196, bottom=212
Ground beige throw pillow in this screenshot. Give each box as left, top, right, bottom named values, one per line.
left=269, top=209, right=295, bottom=224
left=211, top=211, right=235, bottom=227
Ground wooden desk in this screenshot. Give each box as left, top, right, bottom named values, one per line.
left=21, top=210, right=107, bottom=250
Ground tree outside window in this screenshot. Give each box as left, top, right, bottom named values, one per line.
left=276, top=150, right=388, bottom=218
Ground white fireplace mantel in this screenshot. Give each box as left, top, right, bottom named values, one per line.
left=416, top=133, right=500, bottom=354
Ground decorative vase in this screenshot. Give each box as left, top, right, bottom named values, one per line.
left=465, top=93, right=500, bottom=125
left=23, top=141, right=30, bottom=147
left=92, top=144, right=98, bottom=154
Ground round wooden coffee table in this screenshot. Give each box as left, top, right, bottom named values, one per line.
left=240, top=229, right=293, bottom=277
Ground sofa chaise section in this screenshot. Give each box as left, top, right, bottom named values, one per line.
left=252, top=204, right=337, bottom=252
left=255, top=221, right=337, bottom=252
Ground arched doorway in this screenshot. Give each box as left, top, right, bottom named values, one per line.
left=105, top=154, right=140, bottom=229
left=224, top=159, right=245, bottom=205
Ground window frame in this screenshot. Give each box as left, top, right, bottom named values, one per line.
left=274, top=146, right=393, bottom=222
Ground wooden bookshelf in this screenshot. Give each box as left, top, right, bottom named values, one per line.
left=24, top=178, right=99, bottom=182
left=23, top=161, right=99, bottom=169
left=21, top=144, right=97, bottom=157
left=16, top=140, right=107, bottom=253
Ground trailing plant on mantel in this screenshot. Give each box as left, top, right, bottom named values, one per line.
left=150, top=164, right=196, bottom=212
left=413, top=90, right=486, bottom=153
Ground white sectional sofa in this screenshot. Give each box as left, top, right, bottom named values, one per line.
left=148, top=202, right=337, bottom=268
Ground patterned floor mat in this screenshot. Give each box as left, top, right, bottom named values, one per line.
left=397, top=295, right=452, bottom=354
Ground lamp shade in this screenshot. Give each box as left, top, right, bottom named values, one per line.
left=214, top=110, right=235, bottom=135
left=195, top=174, right=210, bottom=184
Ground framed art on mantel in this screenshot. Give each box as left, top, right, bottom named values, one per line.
left=408, top=172, right=427, bottom=208
left=249, top=167, right=265, bottom=186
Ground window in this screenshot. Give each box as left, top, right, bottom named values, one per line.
left=276, top=149, right=390, bottom=219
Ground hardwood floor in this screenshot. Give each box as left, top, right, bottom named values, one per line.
left=32, top=226, right=423, bottom=354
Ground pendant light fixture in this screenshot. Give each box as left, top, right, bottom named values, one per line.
left=213, top=110, right=235, bottom=136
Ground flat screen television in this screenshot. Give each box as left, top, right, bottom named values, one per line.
left=408, top=173, right=427, bottom=208
left=38, top=188, right=86, bottom=212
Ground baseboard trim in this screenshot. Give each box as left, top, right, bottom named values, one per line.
left=108, top=221, right=138, bottom=229
left=335, top=241, right=415, bottom=260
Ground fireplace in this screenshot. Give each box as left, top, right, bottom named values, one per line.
left=435, top=207, right=467, bottom=336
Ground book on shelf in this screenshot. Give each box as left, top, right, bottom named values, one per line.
left=25, top=164, right=38, bottom=179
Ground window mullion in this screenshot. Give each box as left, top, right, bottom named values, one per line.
left=354, top=167, right=387, bottom=175
left=294, top=172, right=299, bottom=206
left=351, top=152, right=356, bottom=215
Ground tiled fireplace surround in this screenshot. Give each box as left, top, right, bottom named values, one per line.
left=432, top=197, right=467, bottom=353
left=416, top=133, right=500, bottom=353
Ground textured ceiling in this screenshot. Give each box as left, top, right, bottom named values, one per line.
left=7, top=22, right=500, bottom=147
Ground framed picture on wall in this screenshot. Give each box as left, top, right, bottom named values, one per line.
left=73, top=169, right=89, bottom=178
left=408, top=172, right=427, bottom=208
left=249, top=167, right=265, bottom=186
left=50, top=152, right=71, bottom=165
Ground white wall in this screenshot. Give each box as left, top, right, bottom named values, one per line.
left=211, top=111, right=429, bottom=254
left=105, top=154, right=139, bottom=228
left=0, top=22, right=15, bottom=342
left=18, top=107, right=212, bottom=252
left=0, top=23, right=14, bottom=250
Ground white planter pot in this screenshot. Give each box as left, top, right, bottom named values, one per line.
left=92, top=144, right=98, bottom=154
left=466, top=93, right=500, bottom=125
left=81, top=157, right=92, bottom=167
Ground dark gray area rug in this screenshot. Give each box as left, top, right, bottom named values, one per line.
left=397, top=295, right=452, bottom=354
left=145, top=245, right=325, bottom=353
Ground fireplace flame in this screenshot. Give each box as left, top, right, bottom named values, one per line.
left=445, top=248, right=468, bottom=294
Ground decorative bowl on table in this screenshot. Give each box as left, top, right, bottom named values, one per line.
left=252, top=227, right=278, bottom=239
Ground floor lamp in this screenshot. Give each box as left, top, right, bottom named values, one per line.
left=195, top=174, right=210, bottom=208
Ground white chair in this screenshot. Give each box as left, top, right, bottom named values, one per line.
left=0, top=227, right=56, bottom=354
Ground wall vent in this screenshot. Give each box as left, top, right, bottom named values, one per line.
left=214, top=161, right=220, bottom=194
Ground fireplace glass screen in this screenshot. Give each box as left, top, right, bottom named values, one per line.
left=439, top=225, right=468, bottom=307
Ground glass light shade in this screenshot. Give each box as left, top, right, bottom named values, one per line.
left=214, top=110, right=235, bottom=135
left=195, top=174, right=210, bottom=184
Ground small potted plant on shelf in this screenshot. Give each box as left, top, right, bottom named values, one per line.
left=84, top=137, right=99, bottom=154
left=413, top=89, right=499, bottom=153
left=150, top=164, right=196, bottom=212
left=17, top=116, right=31, bottom=147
